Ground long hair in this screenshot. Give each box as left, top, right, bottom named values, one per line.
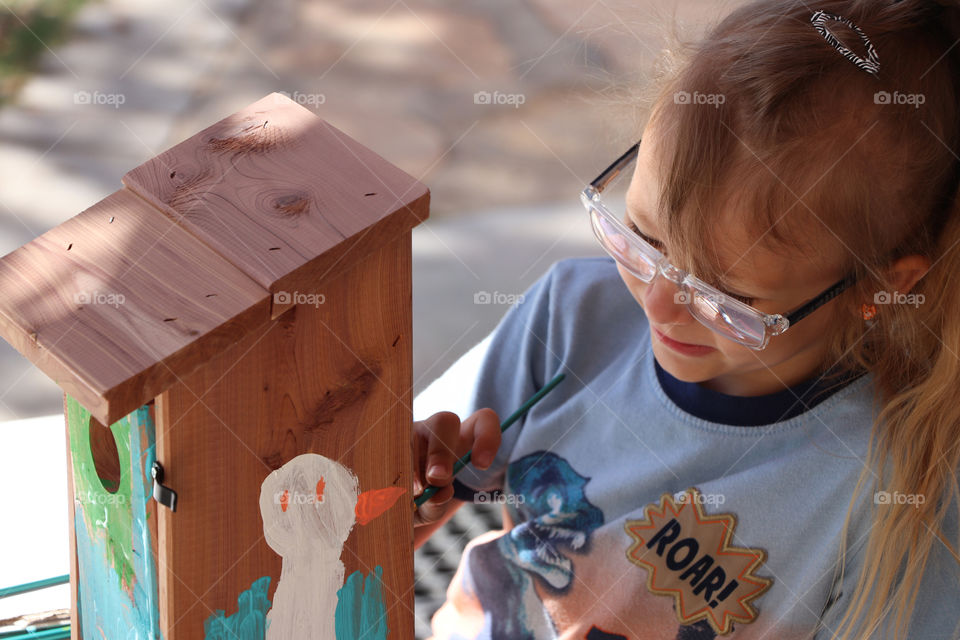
left=641, top=1, right=960, bottom=637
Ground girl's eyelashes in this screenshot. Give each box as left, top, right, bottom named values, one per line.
left=625, top=219, right=664, bottom=250
left=624, top=217, right=756, bottom=306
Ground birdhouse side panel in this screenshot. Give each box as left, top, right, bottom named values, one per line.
left=66, top=395, right=162, bottom=639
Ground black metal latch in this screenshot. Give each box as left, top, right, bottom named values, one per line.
left=151, top=461, right=178, bottom=512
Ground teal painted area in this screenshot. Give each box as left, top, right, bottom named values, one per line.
left=129, top=404, right=162, bottom=638
left=335, top=565, right=387, bottom=640
left=68, top=396, right=163, bottom=640
left=202, top=576, right=272, bottom=640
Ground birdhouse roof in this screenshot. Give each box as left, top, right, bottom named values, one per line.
left=0, top=93, right=429, bottom=426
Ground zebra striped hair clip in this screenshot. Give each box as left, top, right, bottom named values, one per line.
left=810, top=10, right=880, bottom=77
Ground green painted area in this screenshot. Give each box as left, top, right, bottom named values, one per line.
left=66, top=396, right=136, bottom=590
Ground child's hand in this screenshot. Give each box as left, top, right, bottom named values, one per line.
left=413, top=408, right=501, bottom=528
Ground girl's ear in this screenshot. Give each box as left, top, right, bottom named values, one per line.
left=885, top=254, right=931, bottom=294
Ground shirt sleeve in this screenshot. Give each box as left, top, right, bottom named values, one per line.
left=814, top=492, right=960, bottom=639
left=412, top=264, right=557, bottom=495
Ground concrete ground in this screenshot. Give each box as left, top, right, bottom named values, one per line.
left=0, top=0, right=746, bottom=636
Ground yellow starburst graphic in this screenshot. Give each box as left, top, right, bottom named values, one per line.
left=624, top=488, right=773, bottom=635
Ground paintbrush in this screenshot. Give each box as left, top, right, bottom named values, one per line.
left=413, top=371, right=566, bottom=508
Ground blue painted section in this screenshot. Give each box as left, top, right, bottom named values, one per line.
left=335, top=565, right=387, bottom=640
left=203, top=576, right=272, bottom=639
left=129, top=405, right=162, bottom=639
left=69, top=397, right=163, bottom=640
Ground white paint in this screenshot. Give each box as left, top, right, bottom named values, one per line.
left=259, top=453, right=360, bottom=640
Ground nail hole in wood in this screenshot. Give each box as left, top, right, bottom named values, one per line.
left=268, top=247, right=281, bottom=251
left=170, top=170, right=176, bottom=178
left=108, top=216, right=115, bottom=223
left=164, top=317, right=177, bottom=322
left=364, top=192, right=376, bottom=197
left=206, top=293, right=217, bottom=298
left=67, top=243, right=72, bottom=251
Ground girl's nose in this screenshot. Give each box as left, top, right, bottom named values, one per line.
left=642, top=273, right=693, bottom=326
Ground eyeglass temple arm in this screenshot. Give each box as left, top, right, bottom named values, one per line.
left=783, top=273, right=858, bottom=326
left=591, top=142, right=641, bottom=191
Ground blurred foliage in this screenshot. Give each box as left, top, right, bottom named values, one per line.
left=0, top=0, right=91, bottom=104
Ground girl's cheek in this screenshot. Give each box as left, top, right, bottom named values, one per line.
left=616, top=264, right=646, bottom=307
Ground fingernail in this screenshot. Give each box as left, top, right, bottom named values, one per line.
left=475, top=453, right=492, bottom=468
left=428, top=464, right=446, bottom=479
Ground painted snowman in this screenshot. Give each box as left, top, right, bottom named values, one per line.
left=259, top=453, right=361, bottom=640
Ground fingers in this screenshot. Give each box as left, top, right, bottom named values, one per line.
left=422, top=411, right=462, bottom=486
left=458, top=408, right=502, bottom=469
left=412, top=408, right=502, bottom=528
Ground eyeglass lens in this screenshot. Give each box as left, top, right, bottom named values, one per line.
left=588, top=201, right=769, bottom=348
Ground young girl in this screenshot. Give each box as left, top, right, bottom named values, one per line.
left=412, top=1, right=960, bottom=638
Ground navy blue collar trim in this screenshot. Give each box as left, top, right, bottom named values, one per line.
left=653, top=358, right=866, bottom=427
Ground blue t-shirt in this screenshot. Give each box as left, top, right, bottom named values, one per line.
left=413, top=257, right=960, bottom=640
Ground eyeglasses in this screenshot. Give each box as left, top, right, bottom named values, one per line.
left=581, top=140, right=857, bottom=350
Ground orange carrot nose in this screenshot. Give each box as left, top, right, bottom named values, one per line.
left=355, top=486, right=407, bottom=525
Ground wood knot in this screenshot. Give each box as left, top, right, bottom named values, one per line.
left=272, top=192, right=311, bottom=218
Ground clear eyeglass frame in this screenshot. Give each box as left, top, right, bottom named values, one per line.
left=580, top=141, right=857, bottom=350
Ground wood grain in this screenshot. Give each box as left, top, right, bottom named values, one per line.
left=122, top=92, right=430, bottom=320
left=154, top=233, right=415, bottom=639
left=0, top=188, right=271, bottom=426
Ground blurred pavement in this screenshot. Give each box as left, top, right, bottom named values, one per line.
left=0, top=0, right=744, bottom=420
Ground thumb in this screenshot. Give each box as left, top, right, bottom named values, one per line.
left=413, top=477, right=455, bottom=526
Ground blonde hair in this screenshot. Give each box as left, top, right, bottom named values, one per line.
left=640, top=1, right=960, bottom=637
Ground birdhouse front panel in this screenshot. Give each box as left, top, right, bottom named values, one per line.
left=154, top=234, right=414, bottom=640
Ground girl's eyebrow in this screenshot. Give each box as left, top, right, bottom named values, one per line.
left=626, top=207, right=760, bottom=300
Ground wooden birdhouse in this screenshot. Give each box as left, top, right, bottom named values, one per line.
left=0, top=92, right=428, bottom=639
